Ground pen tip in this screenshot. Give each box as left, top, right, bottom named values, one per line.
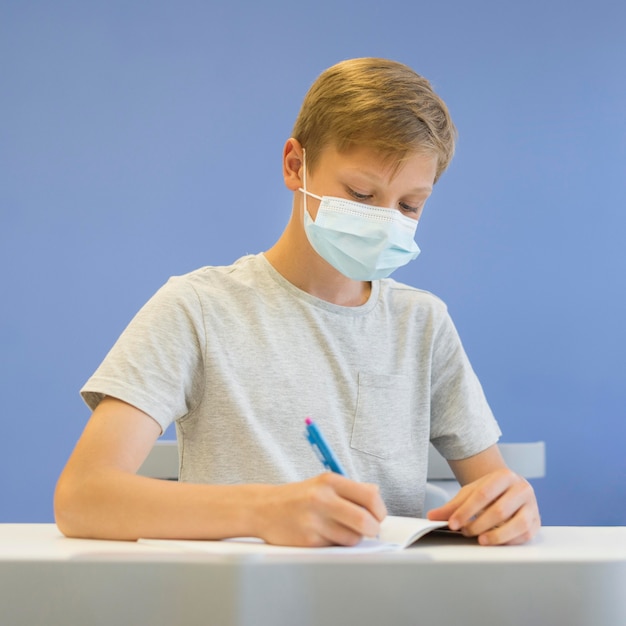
left=305, top=417, right=312, bottom=425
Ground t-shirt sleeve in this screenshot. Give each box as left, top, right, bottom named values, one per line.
left=429, top=309, right=501, bottom=460
left=80, top=276, right=206, bottom=433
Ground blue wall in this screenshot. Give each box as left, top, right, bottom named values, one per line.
left=1, top=1, right=624, bottom=525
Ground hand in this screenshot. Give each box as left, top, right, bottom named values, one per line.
left=427, top=468, right=540, bottom=545
left=254, top=473, right=387, bottom=547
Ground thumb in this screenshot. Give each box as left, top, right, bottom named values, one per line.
left=426, top=502, right=454, bottom=521
left=426, top=489, right=467, bottom=521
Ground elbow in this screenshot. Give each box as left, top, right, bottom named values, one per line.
left=53, top=472, right=97, bottom=539
left=53, top=476, right=80, bottom=538
left=54, top=468, right=139, bottom=541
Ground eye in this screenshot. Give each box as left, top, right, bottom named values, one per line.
left=399, top=201, right=421, bottom=215
left=347, top=187, right=373, bottom=202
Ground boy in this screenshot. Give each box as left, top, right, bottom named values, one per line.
left=55, top=58, right=540, bottom=546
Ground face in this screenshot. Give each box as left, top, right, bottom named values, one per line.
left=302, top=144, right=438, bottom=221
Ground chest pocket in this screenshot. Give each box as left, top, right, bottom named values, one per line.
left=350, top=372, right=414, bottom=459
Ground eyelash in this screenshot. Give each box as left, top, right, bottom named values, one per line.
left=348, top=189, right=371, bottom=201
left=347, top=188, right=419, bottom=214
left=399, top=202, right=420, bottom=214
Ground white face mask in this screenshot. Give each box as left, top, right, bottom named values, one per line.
left=299, top=156, right=421, bottom=281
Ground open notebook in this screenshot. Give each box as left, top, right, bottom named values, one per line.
left=139, top=516, right=449, bottom=555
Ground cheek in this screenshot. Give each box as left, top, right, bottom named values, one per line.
left=301, top=192, right=321, bottom=221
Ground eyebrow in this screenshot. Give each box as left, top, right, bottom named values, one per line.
left=343, top=168, right=433, bottom=194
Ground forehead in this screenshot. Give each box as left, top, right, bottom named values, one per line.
left=317, top=144, right=438, bottom=188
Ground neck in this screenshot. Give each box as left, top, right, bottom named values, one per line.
left=264, top=219, right=371, bottom=307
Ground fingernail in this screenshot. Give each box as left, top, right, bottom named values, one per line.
left=448, top=519, right=459, bottom=531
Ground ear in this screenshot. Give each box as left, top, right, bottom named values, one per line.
left=282, top=138, right=304, bottom=192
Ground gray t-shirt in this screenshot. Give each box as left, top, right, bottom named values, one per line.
left=81, top=254, right=501, bottom=516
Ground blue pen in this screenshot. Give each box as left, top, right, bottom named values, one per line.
left=304, top=417, right=347, bottom=476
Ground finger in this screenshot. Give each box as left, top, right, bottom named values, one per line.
left=328, top=474, right=388, bottom=522
left=447, top=470, right=514, bottom=530
left=317, top=518, right=370, bottom=547
left=426, top=488, right=473, bottom=521
left=303, top=474, right=383, bottom=539
left=477, top=504, right=541, bottom=546
left=288, top=517, right=366, bottom=548
left=462, top=478, right=530, bottom=537
left=321, top=488, right=383, bottom=538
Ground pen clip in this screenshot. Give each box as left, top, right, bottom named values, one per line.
left=304, top=431, right=331, bottom=471
left=304, top=418, right=346, bottom=476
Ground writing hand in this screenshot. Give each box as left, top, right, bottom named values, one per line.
left=427, top=468, right=540, bottom=545
left=253, top=473, right=387, bottom=547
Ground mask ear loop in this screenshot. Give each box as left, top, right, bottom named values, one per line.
left=301, top=147, right=309, bottom=220
left=299, top=149, right=323, bottom=217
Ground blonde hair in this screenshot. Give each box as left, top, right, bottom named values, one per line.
left=292, top=58, right=457, bottom=182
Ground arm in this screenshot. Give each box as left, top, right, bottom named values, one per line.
left=426, top=445, right=541, bottom=545
left=54, top=396, right=386, bottom=545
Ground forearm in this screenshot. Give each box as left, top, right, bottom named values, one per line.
left=54, top=469, right=270, bottom=541
left=447, top=444, right=507, bottom=486
left=55, top=399, right=385, bottom=544
left=55, top=468, right=386, bottom=546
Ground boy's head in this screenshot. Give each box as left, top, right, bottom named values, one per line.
left=292, top=58, right=457, bottom=183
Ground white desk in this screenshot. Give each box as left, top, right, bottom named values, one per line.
left=1, top=524, right=625, bottom=626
